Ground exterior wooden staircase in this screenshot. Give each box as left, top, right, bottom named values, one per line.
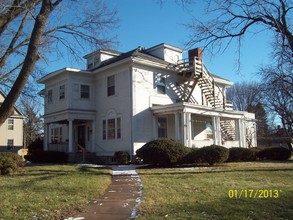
left=176, top=48, right=236, bottom=141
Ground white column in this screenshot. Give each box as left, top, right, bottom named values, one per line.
left=237, top=119, right=245, bottom=148
left=92, top=120, right=95, bottom=152
left=186, top=113, right=192, bottom=147
left=181, top=112, right=187, bottom=146
left=174, top=112, right=180, bottom=142
left=44, top=123, right=49, bottom=151
left=68, top=119, right=73, bottom=153
left=212, top=116, right=221, bottom=145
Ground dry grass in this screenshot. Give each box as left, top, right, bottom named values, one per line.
left=0, top=165, right=111, bottom=220
left=137, top=161, right=293, bottom=220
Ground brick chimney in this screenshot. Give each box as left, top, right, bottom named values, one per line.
left=188, top=48, right=202, bottom=61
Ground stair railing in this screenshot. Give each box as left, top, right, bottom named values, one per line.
left=76, top=142, right=86, bottom=162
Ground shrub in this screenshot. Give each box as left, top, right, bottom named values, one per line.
left=114, top=151, right=129, bottom=165
left=228, top=147, right=256, bottom=162
left=28, top=137, right=43, bottom=152
left=196, top=145, right=229, bottom=165
left=0, top=153, right=23, bottom=175
left=136, top=139, right=190, bottom=166
left=256, top=147, right=292, bottom=161
left=180, top=148, right=199, bottom=164
left=24, top=150, right=68, bottom=163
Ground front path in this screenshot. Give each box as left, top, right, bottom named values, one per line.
left=66, top=166, right=143, bottom=220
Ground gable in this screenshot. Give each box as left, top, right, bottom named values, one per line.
left=0, top=89, right=24, bottom=117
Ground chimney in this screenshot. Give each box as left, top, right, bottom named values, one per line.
left=188, top=48, right=202, bottom=61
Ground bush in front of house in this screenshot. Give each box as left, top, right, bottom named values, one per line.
left=196, top=145, right=229, bottom=165
left=0, top=152, right=23, bottom=175
left=256, top=147, right=292, bottom=161
left=25, top=150, right=68, bottom=163
left=227, top=147, right=257, bottom=162
left=114, top=151, right=129, bottom=165
left=180, top=148, right=199, bottom=164
left=136, top=139, right=190, bottom=166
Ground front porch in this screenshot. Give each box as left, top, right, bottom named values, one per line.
left=43, top=110, right=96, bottom=154
left=152, top=102, right=256, bottom=148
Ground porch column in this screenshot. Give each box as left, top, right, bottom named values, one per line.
left=181, top=112, right=187, bottom=146
left=174, top=112, right=180, bottom=142
left=186, top=113, right=192, bottom=147
left=92, top=120, right=96, bottom=152
left=44, top=123, right=49, bottom=151
left=237, top=119, right=245, bottom=148
left=68, top=119, right=73, bottom=153
left=212, top=116, right=221, bottom=145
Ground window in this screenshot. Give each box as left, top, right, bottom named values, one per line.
left=50, top=127, right=62, bottom=143
left=158, top=117, right=167, bottom=138
left=107, top=75, right=115, bottom=96
left=80, top=85, right=90, bottom=99
left=7, top=139, right=14, bottom=150
left=7, top=119, right=14, bottom=130
left=102, top=117, right=121, bottom=140
left=48, top=89, right=53, bottom=104
left=59, top=85, right=65, bottom=99
left=155, top=74, right=166, bottom=94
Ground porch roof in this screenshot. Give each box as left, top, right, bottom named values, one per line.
left=151, top=102, right=252, bottom=119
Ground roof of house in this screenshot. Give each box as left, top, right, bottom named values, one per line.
left=91, top=47, right=170, bottom=71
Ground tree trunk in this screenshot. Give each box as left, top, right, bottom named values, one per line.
left=0, top=0, right=55, bottom=126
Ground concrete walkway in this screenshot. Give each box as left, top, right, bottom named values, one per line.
left=65, top=166, right=143, bottom=220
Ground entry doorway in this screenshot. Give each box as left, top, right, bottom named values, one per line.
left=77, top=125, right=86, bottom=149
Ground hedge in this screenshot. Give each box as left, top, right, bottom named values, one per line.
left=24, top=150, right=68, bottom=163
left=136, top=139, right=190, bottom=166
left=195, top=145, right=229, bottom=165
left=256, top=147, right=292, bottom=161
left=227, top=147, right=256, bottom=162
left=0, top=152, right=23, bottom=175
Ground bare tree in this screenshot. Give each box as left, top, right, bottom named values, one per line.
left=260, top=64, right=293, bottom=136
left=226, top=81, right=262, bottom=111
left=185, top=0, right=293, bottom=62
left=0, top=0, right=118, bottom=126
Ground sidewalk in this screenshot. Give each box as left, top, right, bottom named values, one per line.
left=65, top=166, right=143, bottom=220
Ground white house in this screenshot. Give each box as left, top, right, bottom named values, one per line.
left=38, top=43, right=257, bottom=162
left=0, top=89, right=25, bottom=152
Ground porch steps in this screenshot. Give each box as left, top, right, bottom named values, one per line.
left=68, top=152, right=98, bottom=164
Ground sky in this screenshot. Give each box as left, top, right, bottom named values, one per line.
left=45, top=0, right=273, bottom=83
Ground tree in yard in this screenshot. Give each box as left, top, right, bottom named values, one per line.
left=20, top=98, right=43, bottom=147
left=0, top=0, right=118, bottom=126
left=185, top=0, right=293, bottom=62
left=226, top=81, right=262, bottom=111
left=260, top=64, right=293, bottom=136
left=247, top=102, right=270, bottom=137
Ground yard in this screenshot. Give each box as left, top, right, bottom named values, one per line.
left=137, top=161, right=293, bottom=220
left=0, top=165, right=111, bottom=220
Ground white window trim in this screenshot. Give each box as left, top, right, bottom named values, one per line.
left=107, top=75, right=116, bottom=97
left=157, top=117, right=168, bottom=138
left=80, top=84, right=90, bottom=99
left=7, top=118, right=14, bottom=130
left=102, top=117, right=121, bottom=140
left=59, top=85, right=65, bottom=100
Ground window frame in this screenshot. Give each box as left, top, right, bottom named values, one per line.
left=155, top=74, right=166, bottom=94
left=80, top=84, right=90, bottom=99
left=7, top=139, right=14, bottom=150
left=158, top=117, right=168, bottom=138
left=59, top=85, right=65, bottom=100
left=7, top=119, right=14, bottom=130
left=47, top=89, right=53, bottom=104
left=102, top=117, right=121, bottom=140
left=50, top=127, right=62, bottom=143
left=107, top=75, right=115, bottom=97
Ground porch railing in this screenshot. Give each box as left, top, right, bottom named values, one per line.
left=48, top=143, right=69, bottom=152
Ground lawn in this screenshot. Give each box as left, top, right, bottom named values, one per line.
left=137, top=161, right=293, bottom=220
left=0, top=165, right=112, bottom=220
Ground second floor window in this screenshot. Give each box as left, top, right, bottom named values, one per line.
left=48, top=89, right=53, bottom=104
left=59, top=85, right=65, bottom=99
left=107, top=75, right=115, bottom=96
left=8, top=119, right=14, bottom=130
left=155, top=74, right=166, bottom=94
left=80, top=85, right=90, bottom=99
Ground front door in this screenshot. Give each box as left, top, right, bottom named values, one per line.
left=77, top=125, right=86, bottom=148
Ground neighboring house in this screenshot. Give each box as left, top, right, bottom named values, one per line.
left=0, top=89, right=25, bottom=152
left=38, top=43, right=257, bottom=162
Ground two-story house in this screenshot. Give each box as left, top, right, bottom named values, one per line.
left=0, top=89, right=25, bottom=152
left=38, top=43, right=257, bottom=162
